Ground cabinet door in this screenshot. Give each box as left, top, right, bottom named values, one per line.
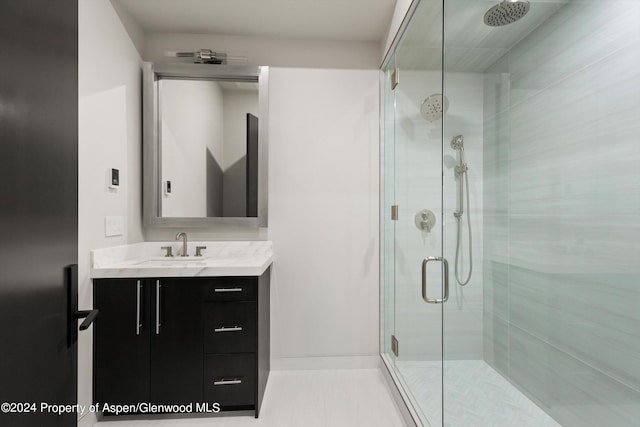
left=150, top=279, right=203, bottom=405
left=94, top=279, right=150, bottom=405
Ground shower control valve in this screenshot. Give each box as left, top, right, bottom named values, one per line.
left=415, top=209, right=436, bottom=232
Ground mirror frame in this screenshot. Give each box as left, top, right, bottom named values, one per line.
left=142, top=62, right=269, bottom=229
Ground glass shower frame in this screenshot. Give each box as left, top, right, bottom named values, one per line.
left=382, top=0, right=640, bottom=426
left=380, top=1, right=446, bottom=426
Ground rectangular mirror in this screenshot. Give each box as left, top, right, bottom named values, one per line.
left=143, top=63, right=269, bottom=228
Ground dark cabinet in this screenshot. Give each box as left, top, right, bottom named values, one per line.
left=93, top=278, right=150, bottom=406
left=204, top=301, right=256, bottom=353
left=149, top=279, right=203, bottom=405
left=202, top=277, right=262, bottom=411
left=93, top=278, right=202, bottom=407
left=203, top=353, right=256, bottom=407
left=93, top=269, right=270, bottom=418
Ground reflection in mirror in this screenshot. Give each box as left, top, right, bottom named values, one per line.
left=142, top=63, right=268, bottom=229
left=159, top=79, right=258, bottom=218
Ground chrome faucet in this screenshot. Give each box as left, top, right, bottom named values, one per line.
left=176, top=232, right=188, bottom=257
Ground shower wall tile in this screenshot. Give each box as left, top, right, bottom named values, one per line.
left=508, top=265, right=640, bottom=392
left=482, top=0, right=640, bottom=423
left=508, top=1, right=640, bottom=107
left=483, top=214, right=509, bottom=264
left=482, top=69, right=511, bottom=121
left=482, top=260, right=508, bottom=322
left=509, top=326, right=640, bottom=427
left=508, top=47, right=640, bottom=217
left=483, top=313, right=508, bottom=377
left=443, top=269, right=484, bottom=312
left=443, top=309, right=484, bottom=360
left=508, top=215, right=640, bottom=274
left=396, top=310, right=443, bottom=361
left=483, top=259, right=509, bottom=376
left=483, top=92, right=509, bottom=217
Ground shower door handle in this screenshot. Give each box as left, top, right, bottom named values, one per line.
left=422, top=257, right=449, bottom=304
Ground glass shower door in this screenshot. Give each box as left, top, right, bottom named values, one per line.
left=382, top=1, right=447, bottom=425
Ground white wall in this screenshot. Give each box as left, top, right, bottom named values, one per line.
left=145, top=32, right=381, bottom=69
left=222, top=89, right=259, bottom=217
left=80, top=4, right=381, bottom=382
left=160, top=80, right=224, bottom=217
left=78, top=0, right=143, bottom=422
left=268, top=68, right=380, bottom=368
left=142, top=67, right=381, bottom=367
left=142, top=32, right=380, bottom=242
left=223, top=89, right=259, bottom=168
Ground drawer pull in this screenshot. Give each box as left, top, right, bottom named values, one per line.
left=214, top=287, right=243, bottom=293
left=214, top=326, right=243, bottom=333
left=213, top=378, right=242, bottom=386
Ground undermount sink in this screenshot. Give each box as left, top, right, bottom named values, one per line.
left=136, top=257, right=207, bottom=266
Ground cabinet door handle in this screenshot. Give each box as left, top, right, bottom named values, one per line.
left=136, top=280, right=142, bottom=335
left=213, top=378, right=242, bottom=386
left=214, top=326, right=243, bottom=333
left=214, top=287, right=243, bottom=293
left=155, top=280, right=161, bottom=335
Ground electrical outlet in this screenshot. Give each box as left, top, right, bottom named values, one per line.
left=105, top=216, right=124, bottom=237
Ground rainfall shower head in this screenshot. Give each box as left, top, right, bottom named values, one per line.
left=451, top=135, right=464, bottom=150
left=484, top=0, right=530, bottom=27
left=420, top=94, right=449, bottom=122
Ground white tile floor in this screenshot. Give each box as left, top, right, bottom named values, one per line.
left=93, top=369, right=406, bottom=427
left=396, top=360, right=560, bottom=427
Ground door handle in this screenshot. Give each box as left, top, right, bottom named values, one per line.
left=66, top=264, right=99, bottom=347
left=74, top=309, right=99, bottom=330
left=422, top=257, right=449, bottom=304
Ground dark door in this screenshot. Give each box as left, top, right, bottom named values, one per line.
left=0, top=1, right=79, bottom=426
left=246, top=114, right=259, bottom=217
left=150, top=279, right=203, bottom=405
left=94, top=279, right=150, bottom=406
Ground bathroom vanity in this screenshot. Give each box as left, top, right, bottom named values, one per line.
left=90, top=242, right=272, bottom=418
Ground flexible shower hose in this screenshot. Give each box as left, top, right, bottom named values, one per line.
left=455, top=168, right=473, bottom=286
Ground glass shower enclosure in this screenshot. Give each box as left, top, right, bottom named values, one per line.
left=380, top=1, right=640, bottom=426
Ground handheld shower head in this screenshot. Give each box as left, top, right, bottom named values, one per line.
left=451, top=135, right=464, bottom=150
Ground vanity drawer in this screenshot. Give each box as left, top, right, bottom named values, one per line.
left=203, top=278, right=256, bottom=302
left=204, top=302, right=256, bottom=353
left=204, top=353, right=255, bottom=407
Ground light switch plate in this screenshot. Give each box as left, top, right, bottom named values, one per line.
left=105, top=216, right=124, bottom=237
left=109, top=168, right=120, bottom=189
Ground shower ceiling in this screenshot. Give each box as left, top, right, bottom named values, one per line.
left=112, top=0, right=396, bottom=43
left=396, top=0, right=569, bottom=72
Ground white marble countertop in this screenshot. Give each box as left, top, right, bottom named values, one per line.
left=91, top=241, right=273, bottom=278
